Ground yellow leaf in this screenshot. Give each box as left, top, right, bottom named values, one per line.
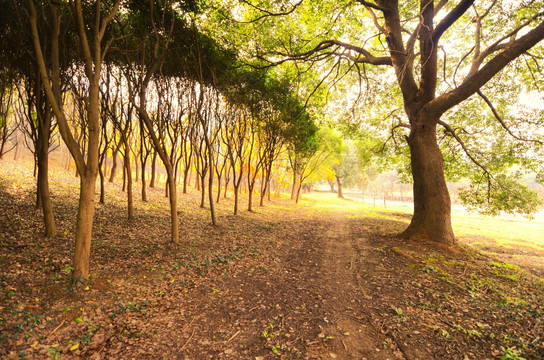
left=84, top=286, right=90, bottom=291
left=30, top=341, right=38, bottom=348
left=70, top=343, right=80, bottom=351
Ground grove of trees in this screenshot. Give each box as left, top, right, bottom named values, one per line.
left=1, top=0, right=543, bottom=282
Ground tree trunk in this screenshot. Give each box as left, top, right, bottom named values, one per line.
left=295, top=182, right=302, bottom=204
left=166, top=174, right=179, bottom=243
left=72, top=174, right=96, bottom=282
left=208, top=164, right=217, bottom=225
left=233, top=186, right=239, bottom=215
left=336, top=176, right=344, bottom=199
left=99, top=163, right=105, bottom=204
left=141, top=156, right=147, bottom=202
left=400, top=122, right=455, bottom=246
left=37, top=141, right=56, bottom=236
left=125, top=151, right=133, bottom=219
left=200, top=173, right=206, bottom=208
left=109, top=146, right=118, bottom=183
left=291, top=173, right=298, bottom=200
left=150, top=150, right=157, bottom=188
left=248, top=183, right=254, bottom=212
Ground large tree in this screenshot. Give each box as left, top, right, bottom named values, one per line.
left=225, top=0, right=544, bottom=246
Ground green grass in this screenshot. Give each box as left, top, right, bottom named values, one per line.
left=303, top=191, right=544, bottom=247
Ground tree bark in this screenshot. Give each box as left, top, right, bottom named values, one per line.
left=72, top=175, right=96, bottom=281
left=233, top=186, right=239, bottom=215
left=141, top=154, right=147, bottom=202
left=336, top=176, right=344, bottom=199
left=400, top=121, right=455, bottom=246
left=37, top=137, right=56, bottom=236
left=166, top=174, right=179, bottom=242
left=125, top=149, right=133, bottom=219
left=98, top=162, right=105, bottom=204
left=150, top=149, right=157, bottom=188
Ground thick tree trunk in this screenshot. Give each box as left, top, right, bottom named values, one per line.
left=400, top=122, right=455, bottom=246
left=72, top=174, right=96, bottom=282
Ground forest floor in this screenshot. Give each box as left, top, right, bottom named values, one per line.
left=1, top=159, right=544, bottom=360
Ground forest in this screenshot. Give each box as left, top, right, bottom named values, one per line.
left=1, top=0, right=544, bottom=359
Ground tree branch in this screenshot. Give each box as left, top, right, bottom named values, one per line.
left=356, top=1, right=386, bottom=13
left=432, top=0, right=474, bottom=43
left=477, top=90, right=543, bottom=144
left=427, top=19, right=544, bottom=115
left=438, top=119, right=490, bottom=177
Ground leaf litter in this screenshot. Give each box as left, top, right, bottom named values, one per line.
left=1, top=159, right=543, bottom=359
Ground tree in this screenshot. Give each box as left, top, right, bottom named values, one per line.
left=28, top=0, right=122, bottom=282
left=230, top=0, right=544, bottom=246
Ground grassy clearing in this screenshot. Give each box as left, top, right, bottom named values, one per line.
left=312, top=190, right=544, bottom=277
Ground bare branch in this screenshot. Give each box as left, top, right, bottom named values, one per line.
left=236, top=0, right=303, bottom=23
left=468, top=11, right=544, bottom=77
left=428, top=18, right=544, bottom=115
left=438, top=119, right=490, bottom=176
left=477, top=90, right=543, bottom=144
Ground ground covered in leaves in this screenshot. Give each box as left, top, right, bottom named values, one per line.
left=1, top=159, right=544, bottom=359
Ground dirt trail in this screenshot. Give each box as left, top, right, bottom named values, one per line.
left=313, top=212, right=405, bottom=359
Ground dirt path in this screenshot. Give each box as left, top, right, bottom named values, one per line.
left=314, top=212, right=404, bottom=359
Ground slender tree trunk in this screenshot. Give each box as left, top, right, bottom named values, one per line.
left=166, top=174, right=179, bottom=243
left=122, top=164, right=126, bottom=192
left=295, top=182, right=302, bottom=204
left=207, top=158, right=217, bottom=225
left=291, top=173, right=298, bottom=200
left=125, top=150, right=133, bottom=219
left=248, top=183, right=254, bottom=212
left=183, top=164, right=190, bottom=193
left=37, top=140, right=56, bottom=236
left=150, top=150, right=157, bottom=188
left=200, top=173, right=206, bottom=208
left=109, top=146, right=118, bottom=183
left=259, top=170, right=267, bottom=207
left=134, top=154, right=139, bottom=183
left=400, top=121, right=455, bottom=246
left=141, top=156, right=147, bottom=202
left=233, top=186, right=239, bottom=215
left=99, top=163, right=105, bottom=204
